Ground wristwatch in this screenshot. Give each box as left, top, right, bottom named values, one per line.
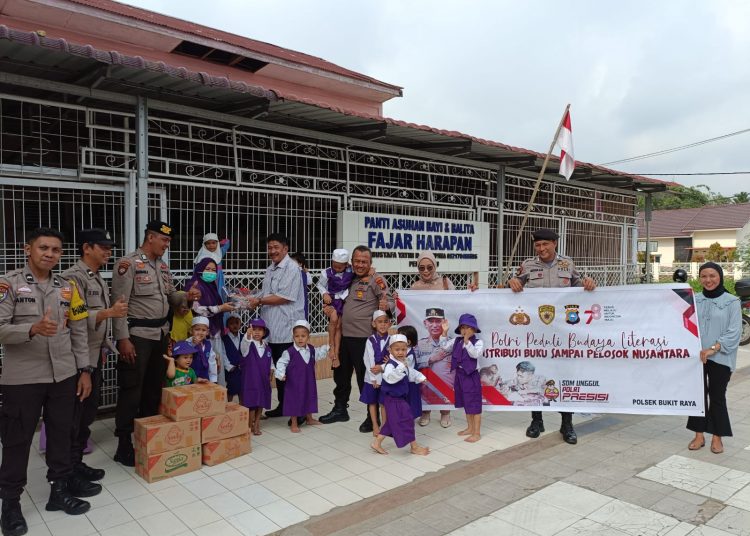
left=711, top=343, right=720, bottom=352
left=78, top=366, right=95, bottom=374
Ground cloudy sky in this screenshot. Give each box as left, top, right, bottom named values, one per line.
left=123, top=0, right=749, bottom=196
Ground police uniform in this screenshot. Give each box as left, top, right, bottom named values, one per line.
left=514, top=228, right=582, bottom=444
left=321, top=270, right=394, bottom=425
left=110, top=223, right=176, bottom=454
left=0, top=267, right=89, bottom=502
left=62, top=229, right=117, bottom=477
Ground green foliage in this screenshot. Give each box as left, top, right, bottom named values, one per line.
left=738, top=238, right=750, bottom=273
left=638, top=185, right=748, bottom=211
left=705, top=242, right=727, bottom=262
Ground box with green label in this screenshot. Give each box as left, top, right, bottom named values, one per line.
left=135, top=444, right=202, bottom=483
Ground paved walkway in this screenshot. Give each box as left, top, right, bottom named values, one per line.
left=6, top=348, right=750, bottom=536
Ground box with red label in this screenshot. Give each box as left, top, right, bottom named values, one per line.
left=201, top=432, right=251, bottom=466
left=160, top=383, right=227, bottom=421
left=135, top=445, right=202, bottom=483
left=201, top=403, right=249, bottom=443
left=134, top=415, right=200, bottom=455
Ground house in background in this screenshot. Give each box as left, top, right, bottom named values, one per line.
left=637, top=203, right=750, bottom=266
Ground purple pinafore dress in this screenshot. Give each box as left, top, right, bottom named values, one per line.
left=379, top=361, right=416, bottom=448
left=451, top=337, right=482, bottom=415
left=240, top=341, right=273, bottom=409
left=282, top=344, right=318, bottom=416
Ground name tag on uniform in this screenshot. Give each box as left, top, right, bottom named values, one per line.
left=136, top=275, right=152, bottom=284
left=530, top=271, right=544, bottom=280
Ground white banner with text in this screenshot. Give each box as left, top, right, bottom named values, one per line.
left=396, top=285, right=704, bottom=416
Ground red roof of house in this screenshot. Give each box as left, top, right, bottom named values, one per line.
left=638, top=204, right=750, bottom=237
left=63, top=0, right=402, bottom=91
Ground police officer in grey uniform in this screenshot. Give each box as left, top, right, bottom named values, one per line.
left=110, top=221, right=200, bottom=466
left=0, top=228, right=97, bottom=536
left=62, top=229, right=128, bottom=485
left=508, top=228, right=596, bottom=444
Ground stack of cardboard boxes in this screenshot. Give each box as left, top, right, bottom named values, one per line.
left=134, top=383, right=251, bottom=482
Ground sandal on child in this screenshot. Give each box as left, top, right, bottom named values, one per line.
left=418, top=412, right=431, bottom=426
left=440, top=413, right=452, bottom=428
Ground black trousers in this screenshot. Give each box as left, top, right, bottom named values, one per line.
left=71, top=367, right=101, bottom=465
left=687, top=360, right=733, bottom=437
left=532, top=411, right=573, bottom=423
left=333, top=336, right=368, bottom=406
left=0, top=376, right=77, bottom=500
left=269, top=342, right=292, bottom=409
left=114, top=334, right=168, bottom=437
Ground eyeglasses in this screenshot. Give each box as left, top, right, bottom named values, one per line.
left=417, top=265, right=433, bottom=272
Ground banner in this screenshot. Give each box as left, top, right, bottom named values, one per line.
left=397, top=285, right=704, bottom=416
left=337, top=210, right=489, bottom=273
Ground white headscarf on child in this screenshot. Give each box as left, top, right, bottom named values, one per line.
left=194, top=232, right=223, bottom=265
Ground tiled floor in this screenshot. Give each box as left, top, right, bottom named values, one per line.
left=5, top=378, right=591, bottom=536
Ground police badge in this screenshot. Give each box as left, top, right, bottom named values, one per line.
left=509, top=307, right=531, bottom=325
left=538, top=305, right=555, bottom=325
left=565, top=304, right=580, bottom=325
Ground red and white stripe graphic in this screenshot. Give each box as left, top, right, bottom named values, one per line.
left=556, top=110, right=575, bottom=180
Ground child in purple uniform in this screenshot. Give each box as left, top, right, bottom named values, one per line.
left=239, top=319, right=274, bottom=436
left=440, top=314, right=484, bottom=442
left=371, top=335, right=429, bottom=456
left=275, top=320, right=330, bottom=433
left=318, top=249, right=354, bottom=361
left=360, top=310, right=391, bottom=436
left=397, top=325, right=423, bottom=420
left=188, top=316, right=219, bottom=383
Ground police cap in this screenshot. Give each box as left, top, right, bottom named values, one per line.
left=425, top=307, right=445, bottom=319
left=146, top=220, right=174, bottom=237
left=531, top=228, right=559, bottom=242
left=78, top=228, right=116, bottom=247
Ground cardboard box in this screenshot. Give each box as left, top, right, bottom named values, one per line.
left=202, top=432, right=251, bottom=466
left=201, top=403, right=250, bottom=443
left=135, top=445, right=202, bottom=483
left=160, top=383, right=227, bottom=421
left=134, top=415, right=201, bottom=455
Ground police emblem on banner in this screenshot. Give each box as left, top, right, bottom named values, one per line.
left=538, top=305, right=555, bottom=325
left=509, top=307, right=531, bottom=325
left=565, top=304, right=580, bottom=325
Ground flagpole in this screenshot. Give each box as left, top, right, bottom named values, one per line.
left=502, top=103, right=571, bottom=285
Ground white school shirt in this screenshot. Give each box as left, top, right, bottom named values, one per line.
left=439, top=338, right=485, bottom=360
left=275, top=344, right=330, bottom=380
left=382, top=359, right=426, bottom=385
left=316, top=269, right=351, bottom=300
left=222, top=332, right=242, bottom=372
left=188, top=336, right=218, bottom=383
left=239, top=336, right=273, bottom=369
left=363, top=336, right=388, bottom=386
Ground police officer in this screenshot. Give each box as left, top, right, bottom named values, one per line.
left=110, top=221, right=200, bottom=466
left=62, top=229, right=128, bottom=486
left=319, top=245, right=394, bottom=430
left=0, top=228, right=97, bottom=536
left=508, top=228, right=596, bottom=445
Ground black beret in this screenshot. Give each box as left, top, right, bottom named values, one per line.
left=78, top=228, right=116, bottom=247
left=146, top=221, right=174, bottom=237
left=532, top=228, right=559, bottom=241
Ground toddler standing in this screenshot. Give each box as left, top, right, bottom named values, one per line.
left=164, top=340, right=208, bottom=386
left=239, top=319, right=274, bottom=435
left=440, top=314, right=484, bottom=442
left=397, top=325, right=423, bottom=420
left=371, top=335, right=430, bottom=456
left=221, top=314, right=243, bottom=401
left=275, top=320, right=329, bottom=433
left=188, top=316, right=219, bottom=383
left=360, top=310, right=391, bottom=435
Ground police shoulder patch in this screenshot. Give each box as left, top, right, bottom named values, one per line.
left=375, top=276, right=385, bottom=290
left=117, top=260, right=131, bottom=276
left=0, top=280, right=9, bottom=303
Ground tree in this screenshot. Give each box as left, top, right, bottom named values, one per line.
left=734, top=192, right=750, bottom=204
left=706, top=242, right=726, bottom=262
left=738, top=238, right=750, bottom=273
left=637, top=185, right=747, bottom=211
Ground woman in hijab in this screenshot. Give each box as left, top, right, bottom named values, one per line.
left=410, top=251, right=455, bottom=428
left=687, top=262, right=741, bottom=454
left=194, top=233, right=231, bottom=300
left=186, top=258, right=236, bottom=382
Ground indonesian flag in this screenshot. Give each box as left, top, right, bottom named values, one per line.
left=556, top=110, right=575, bottom=180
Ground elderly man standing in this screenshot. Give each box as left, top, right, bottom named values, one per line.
left=111, top=221, right=200, bottom=466
left=508, top=228, right=596, bottom=445
left=249, top=233, right=305, bottom=418
left=320, top=245, right=394, bottom=431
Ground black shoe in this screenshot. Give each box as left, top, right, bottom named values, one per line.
left=526, top=419, right=545, bottom=438
left=265, top=406, right=283, bottom=418
left=45, top=480, right=90, bottom=515
left=319, top=404, right=350, bottom=424
left=560, top=423, right=578, bottom=445
left=66, top=474, right=102, bottom=498
left=1, top=500, right=27, bottom=536
left=113, top=438, right=135, bottom=467
left=74, top=462, right=105, bottom=482
left=358, top=417, right=373, bottom=434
